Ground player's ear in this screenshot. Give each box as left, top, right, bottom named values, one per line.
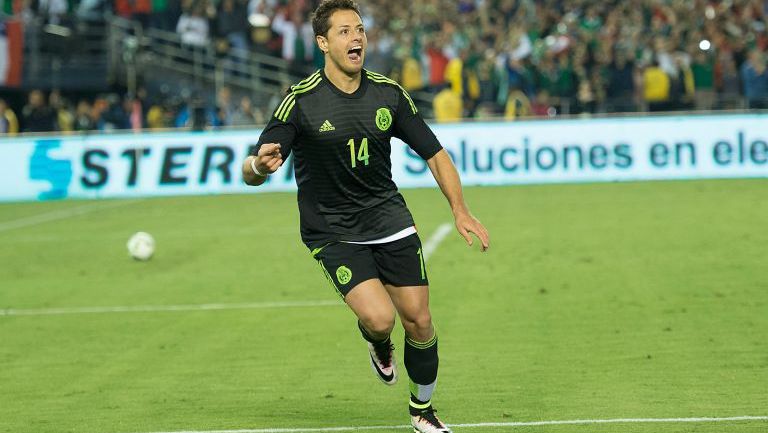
left=317, top=35, right=328, bottom=54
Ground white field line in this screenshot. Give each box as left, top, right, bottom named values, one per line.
left=422, top=223, right=452, bottom=260
left=132, top=416, right=768, bottom=433
left=0, top=300, right=343, bottom=317
left=0, top=200, right=142, bottom=233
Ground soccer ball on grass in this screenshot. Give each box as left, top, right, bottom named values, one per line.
left=127, top=231, right=155, bottom=261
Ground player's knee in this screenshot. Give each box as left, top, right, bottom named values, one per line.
left=361, top=312, right=396, bottom=337
left=402, top=312, right=433, bottom=340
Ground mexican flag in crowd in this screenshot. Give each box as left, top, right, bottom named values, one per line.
left=0, top=0, right=23, bottom=88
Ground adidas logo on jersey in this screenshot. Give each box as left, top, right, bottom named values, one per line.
left=319, top=120, right=336, bottom=132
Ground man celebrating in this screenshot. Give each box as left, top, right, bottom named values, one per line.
left=243, top=1, right=489, bottom=431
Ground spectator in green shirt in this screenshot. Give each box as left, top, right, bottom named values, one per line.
left=691, top=50, right=715, bottom=110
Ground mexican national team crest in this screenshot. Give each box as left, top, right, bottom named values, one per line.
left=375, top=107, right=392, bottom=131
left=336, top=266, right=352, bottom=285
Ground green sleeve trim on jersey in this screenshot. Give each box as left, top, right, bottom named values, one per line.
left=366, top=70, right=418, bottom=114
left=292, top=83, right=321, bottom=96
left=291, top=70, right=321, bottom=92
left=278, top=77, right=322, bottom=121
left=273, top=71, right=323, bottom=122
left=275, top=94, right=295, bottom=121
left=278, top=98, right=296, bottom=122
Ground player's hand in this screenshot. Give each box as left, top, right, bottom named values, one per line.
left=255, top=143, right=283, bottom=174
left=454, top=210, right=490, bottom=252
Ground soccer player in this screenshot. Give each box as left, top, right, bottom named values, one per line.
left=242, top=1, right=489, bottom=431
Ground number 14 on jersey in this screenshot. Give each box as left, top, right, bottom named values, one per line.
left=346, top=138, right=370, bottom=168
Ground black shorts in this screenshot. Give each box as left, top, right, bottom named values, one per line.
left=312, top=233, right=428, bottom=298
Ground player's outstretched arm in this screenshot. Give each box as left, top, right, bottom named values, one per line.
left=426, top=149, right=490, bottom=252
left=243, top=143, right=283, bottom=186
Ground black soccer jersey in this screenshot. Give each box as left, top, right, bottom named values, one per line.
left=255, top=69, right=442, bottom=248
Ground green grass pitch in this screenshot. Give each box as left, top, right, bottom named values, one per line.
left=0, top=179, right=766, bottom=433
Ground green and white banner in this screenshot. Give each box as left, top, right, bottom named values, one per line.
left=1, top=114, right=766, bottom=202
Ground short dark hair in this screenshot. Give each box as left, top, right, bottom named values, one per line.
left=311, top=0, right=361, bottom=37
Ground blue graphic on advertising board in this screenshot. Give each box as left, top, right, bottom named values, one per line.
left=29, top=139, right=72, bottom=200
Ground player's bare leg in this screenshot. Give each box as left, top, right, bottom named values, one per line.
left=386, top=284, right=451, bottom=433
left=345, top=278, right=399, bottom=385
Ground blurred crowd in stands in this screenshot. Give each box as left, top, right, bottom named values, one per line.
left=1, top=0, right=768, bottom=134
left=0, top=86, right=264, bottom=134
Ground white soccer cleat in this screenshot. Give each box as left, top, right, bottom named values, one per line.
left=411, top=407, right=452, bottom=433
left=367, top=341, right=397, bottom=385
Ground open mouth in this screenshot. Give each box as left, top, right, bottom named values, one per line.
left=347, top=46, right=363, bottom=62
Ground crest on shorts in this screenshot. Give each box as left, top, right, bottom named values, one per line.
left=336, top=266, right=352, bottom=285
left=375, top=107, right=392, bottom=131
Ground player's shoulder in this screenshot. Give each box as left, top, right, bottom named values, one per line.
left=364, top=69, right=404, bottom=91
left=272, top=70, right=323, bottom=122
left=364, top=69, right=418, bottom=114
left=283, top=70, right=324, bottom=100
left=289, top=70, right=324, bottom=96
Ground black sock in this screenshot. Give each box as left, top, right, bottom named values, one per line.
left=404, top=333, right=438, bottom=414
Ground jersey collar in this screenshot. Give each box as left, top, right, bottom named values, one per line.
left=321, top=68, right=369, bottom=99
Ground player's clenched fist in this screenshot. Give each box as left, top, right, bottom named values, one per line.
left=243, top=143, right=283, bottom=186
left=256, top=143, right=283, bottom=174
